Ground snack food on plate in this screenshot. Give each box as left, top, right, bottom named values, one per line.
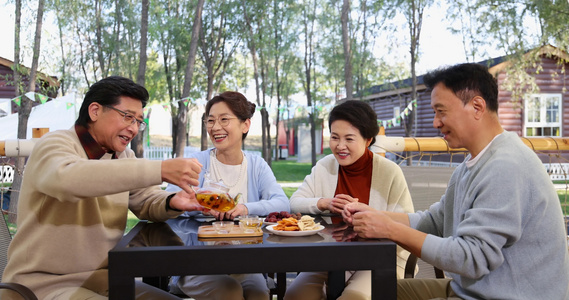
left=298, top=215, right=320, bottom=231
left=264, top=211, right=301, bottom=223
left=273, top=215, right=319, bottom=232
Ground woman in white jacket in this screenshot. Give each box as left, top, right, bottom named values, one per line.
left=285, top=100, right=415, bottom=300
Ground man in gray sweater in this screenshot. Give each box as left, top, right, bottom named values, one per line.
left=344, top=63, right=569, bottom=299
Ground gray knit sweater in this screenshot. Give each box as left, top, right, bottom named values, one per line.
left=409, top=131, right=569, bottom=299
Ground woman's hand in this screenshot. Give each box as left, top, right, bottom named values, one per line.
left=211, top=204, right=249, bottom=220
left=317, top=194, right=358, bottom=215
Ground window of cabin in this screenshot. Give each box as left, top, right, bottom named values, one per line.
left=524, top=94, right=562, bottom=137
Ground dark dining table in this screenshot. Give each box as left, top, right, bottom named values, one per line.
left=108, top=215, right=397, bottom=300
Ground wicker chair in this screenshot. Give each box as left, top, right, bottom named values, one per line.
left=0, top=215, right=38, bottom=300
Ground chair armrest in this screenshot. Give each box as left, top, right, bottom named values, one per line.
left=0, top=282, right=39, bottom=300
left=434, top=266, right=445, bottom=278
left=404, top=253, right=418, bottom=278
left=404, top=253, right=446, bottom=279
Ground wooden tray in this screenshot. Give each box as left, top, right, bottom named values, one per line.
left=197, top=225, right=263, bottom=238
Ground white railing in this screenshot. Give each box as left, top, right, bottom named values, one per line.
left=143, top=146, right=261, bottom=160
left=143, top=146, right=200, bottom=160
left=545, top=163, right=569, bottom=181
left=1, top=165, right=14, bottom=184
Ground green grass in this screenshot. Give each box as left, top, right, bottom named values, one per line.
left=558, top=190, right=569, bottom=215
left=282, top=187, right=298, bottom=198
left=271, top=160, right=312, bottom=182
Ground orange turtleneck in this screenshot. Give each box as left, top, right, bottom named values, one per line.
left=335, top=148, right=373, bottom=204
left=330, top=148, right=374, bottom=223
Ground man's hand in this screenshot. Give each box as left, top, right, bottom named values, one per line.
left=351, top=210, right=394, bottom=239
left=161, top=158, right=202, bottom=194
left=342, top=202, right=374, bottom=225
left=169, top=190, right=210, bottom=212
left=343, top=203, right=424, bottom=257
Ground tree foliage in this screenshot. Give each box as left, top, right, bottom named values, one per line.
left=11, top=0, right=569, bottom=162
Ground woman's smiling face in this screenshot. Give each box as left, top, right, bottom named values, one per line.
left=207, top=101, right=250, bottom=152
left=329, top=120, right=371, bottom=166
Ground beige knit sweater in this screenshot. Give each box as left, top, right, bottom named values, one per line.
left=290, top=153, right=415, bottom=279
left=1, top=128, right=181, bottom=299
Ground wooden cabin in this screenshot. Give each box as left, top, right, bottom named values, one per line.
left=360, top=45, right=569, bottom=164
left=0, top=56, right=60, bottom=115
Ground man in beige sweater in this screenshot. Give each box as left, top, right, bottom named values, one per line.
left=1, top=76, right=206, bottom=299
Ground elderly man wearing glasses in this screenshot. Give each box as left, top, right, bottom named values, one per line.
left=1, top=76, right=207, bottom=300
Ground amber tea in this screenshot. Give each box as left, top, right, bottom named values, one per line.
left=239, top=215, right=263, bottom=233
left=196, top=192, right=237, bottom=212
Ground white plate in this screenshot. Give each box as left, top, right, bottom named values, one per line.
left=265, top=224, right=325, bottom=237
left=263, top=221, right=278, bottom=226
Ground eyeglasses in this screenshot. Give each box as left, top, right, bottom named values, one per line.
left=204, top=116, right=238, bottom=128
left=104, top=105, right=147, bottom=131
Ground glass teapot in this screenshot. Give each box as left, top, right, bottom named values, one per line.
left=194, top=173, right=242, bottom=212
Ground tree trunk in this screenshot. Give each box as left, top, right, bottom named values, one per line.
left=341, top=0, right=353, bottom=100
left=405, top=0, right=424, bottom=166
left=242, top=0, right=267, bottom=163
left=13, top=0, right=21, bottom=99
left=302, top=1, right=317, bottom=167
left=200, top=63, right=216, bottom=150
left=176, top=0, right=204, bottom=157
left=112, top=0, right=122, bottom=73
left=259, top=44, right=271, bottom=164
left=131, top=0, right=150, bottom=158
left=95, top=0, right=106, bottom=78
left=54, top=2, right=67, bottom=96
left=9, top=0, right=45, bottom=223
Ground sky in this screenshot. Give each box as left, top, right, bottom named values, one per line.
left=0, top=1, right=508, bottom=89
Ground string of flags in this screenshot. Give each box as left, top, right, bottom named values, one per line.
left=12, top=92, right=50, bottom=105
left=378, top=99, right=417, bottom=129
left=159, top=96, right=208, bottom=113
left=157, top=96, right=328, bottom=115
left=11, top=91, right=75, bottom=110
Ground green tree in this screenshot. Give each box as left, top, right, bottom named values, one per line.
left=300, top=0, right=318, bottom=166
left=198, top=0, right=241, bottom=151
left=175, top=0, right=204, bottom=157
left=448, top=0, right=569, bottom=101
left=130, top=0, right=150, bottom=158
left=149, top=0, right=197, bottom=156
left=241, top=0, right=273, bottom=163
left=341, top=0, right=353, bottom=99
left=271, top=0, right=302, bottom=161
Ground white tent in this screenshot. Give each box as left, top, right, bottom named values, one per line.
left=0, top=94, right=79, bottom=140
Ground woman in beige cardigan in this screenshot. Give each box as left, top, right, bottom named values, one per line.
left=285, top=100, right=415, bottom=300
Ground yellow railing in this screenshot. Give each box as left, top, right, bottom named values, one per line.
left=371, top=127, right=569, bottom=154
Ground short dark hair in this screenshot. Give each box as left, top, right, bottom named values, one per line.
left=423, top=63, right=499, bottom=112
left=329, top=100, right=379, bottom=146
left=206, top=91, right=256, bottom=140
left=75, top=76, right=149, bottom=127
